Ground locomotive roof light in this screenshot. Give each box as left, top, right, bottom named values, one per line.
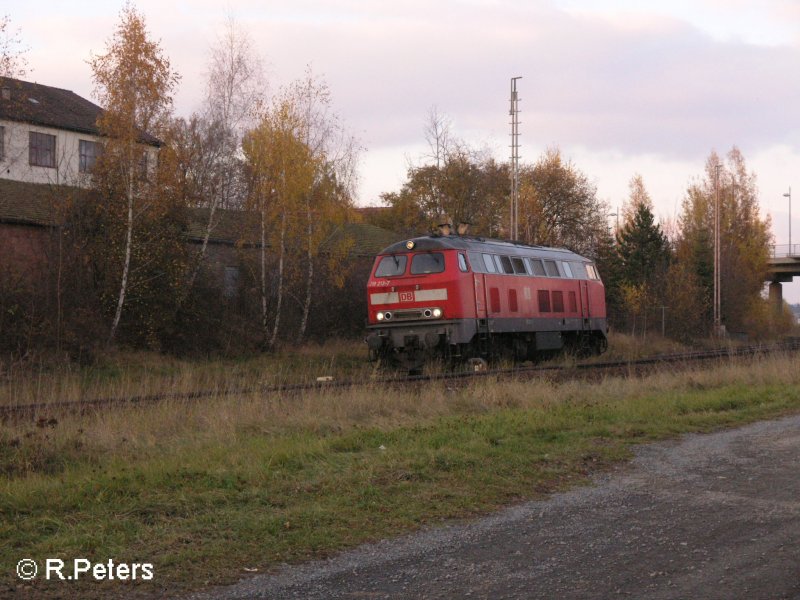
left=405, top=241, right=415, bottom=250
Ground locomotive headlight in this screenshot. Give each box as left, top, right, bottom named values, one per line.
left=376, top=312, right=385, bottom=321
left=433, top=308, right=442, bottom=318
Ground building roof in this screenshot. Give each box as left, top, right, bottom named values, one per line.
left=0, top=76, right=161, bottom=146
left=0, top=179, right=403, bottom=257
left=0, top=178, right=84, bottom=226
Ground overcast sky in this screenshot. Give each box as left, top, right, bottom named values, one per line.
left=10, top=0, right=800, bottom=298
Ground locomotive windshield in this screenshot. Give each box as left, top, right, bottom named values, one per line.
left=410, top=252, right=445, bottom=275
left=375, top=255, right=407, bottom=277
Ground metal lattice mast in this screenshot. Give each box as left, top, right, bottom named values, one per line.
left=713, top=164, right=721, bottom=334
left=510, top=77, right=522, bottom=240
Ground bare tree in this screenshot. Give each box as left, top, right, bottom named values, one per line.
left=0, top=15, right=28, bottom=78
left=182, top=16, right=266, bottom=294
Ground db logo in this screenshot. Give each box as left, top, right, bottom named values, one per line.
left=399, top=291, right=415, bottom=303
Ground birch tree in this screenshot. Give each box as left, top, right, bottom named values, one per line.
left=89, top=2, right=179, bottom=344
left=244, top=99, right=315, bottom=348
left=287, top=70, right=359, bottom=342
left=183, top=17, right=265, bottom=292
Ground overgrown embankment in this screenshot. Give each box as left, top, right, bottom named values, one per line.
left=3, top=351, right=800, bottom=598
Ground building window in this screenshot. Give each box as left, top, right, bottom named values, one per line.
left=223, top=266, right=240, bottom=299
left=138, top=150, right=149, bottom=179
left=79, top=139, right=101, bottom=173
left=29, top=131, right=56, bottom=168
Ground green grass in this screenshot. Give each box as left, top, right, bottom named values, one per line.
left=3, top=354, right=800, bottom=598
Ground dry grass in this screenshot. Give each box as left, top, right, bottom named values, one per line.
left=0, top=340, right=372, bottom=408
left=4, top=344, right=800, bottom=598
left=4, top=352, right=799, bottom=478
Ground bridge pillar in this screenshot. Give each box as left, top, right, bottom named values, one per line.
left=769, top=281, right=783, bottom=315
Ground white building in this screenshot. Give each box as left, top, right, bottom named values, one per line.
left=0, top=76, right=159, bottom=187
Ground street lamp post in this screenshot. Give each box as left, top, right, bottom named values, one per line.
left=784, top=187, right=792, bottom=255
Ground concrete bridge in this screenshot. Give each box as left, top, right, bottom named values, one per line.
left=767, top=245, right=800, bottom=309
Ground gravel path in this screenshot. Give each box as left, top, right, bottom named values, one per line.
left=192, top=414, right=800, bottom=600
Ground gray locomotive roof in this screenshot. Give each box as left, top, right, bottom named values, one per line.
left=377, top=235, right=590, bottom=262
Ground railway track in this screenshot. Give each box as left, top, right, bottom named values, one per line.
left=2, top=339, right=799, bottom=421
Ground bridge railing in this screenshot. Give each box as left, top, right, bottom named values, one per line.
left=771, top=244, right=800, bottom=258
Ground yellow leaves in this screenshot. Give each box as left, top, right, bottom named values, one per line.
left=620, top=283, right=648, bottom=316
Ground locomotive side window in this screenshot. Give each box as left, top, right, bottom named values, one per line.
left=458, top=253, right=469, bottom=272
left=544, top=260, right=561, bottom=277
left=511, top=257, right=526, bottom=274
left=499, top=255, right=514, bottom=274
left=562, top=262, right=574, bottom=278
left=538, top=290, right=551, bottom=312
left=411, top=252, right=445, bottom=274
left=375, top=255, right=407, bottom=277
left=493, top=255, right=503, bottom=273
left=528, top=258, right=546, bottom=277
left=482, top=253, right=497, bottom=273
left=570, top=262, right=588, bottom=279
left=468, top=251, right=485, bottom=272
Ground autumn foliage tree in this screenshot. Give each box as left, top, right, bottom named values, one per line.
left=244, top=98, right=315, bottom=347
left=378, top=110, right=508, bottom=237
left=673, top=148, right=772, bottom=336
left=89, top=2, right=181, bottom=345
left=243, top=71, right=357, bottom=347
left=517, top=148, right=609, bottom=259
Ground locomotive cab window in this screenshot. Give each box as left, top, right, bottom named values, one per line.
left=458, top=253, right=469, bottom=272
left=375, top=255, right=407, bottom=277
left=586, top=264, right=600, bottom=280
left=562, top=262, right=574, bottom=278
left=411, top=252, right=445, bottom=274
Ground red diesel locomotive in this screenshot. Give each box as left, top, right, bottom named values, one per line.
left=365, top=232, right=608, bottom=371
